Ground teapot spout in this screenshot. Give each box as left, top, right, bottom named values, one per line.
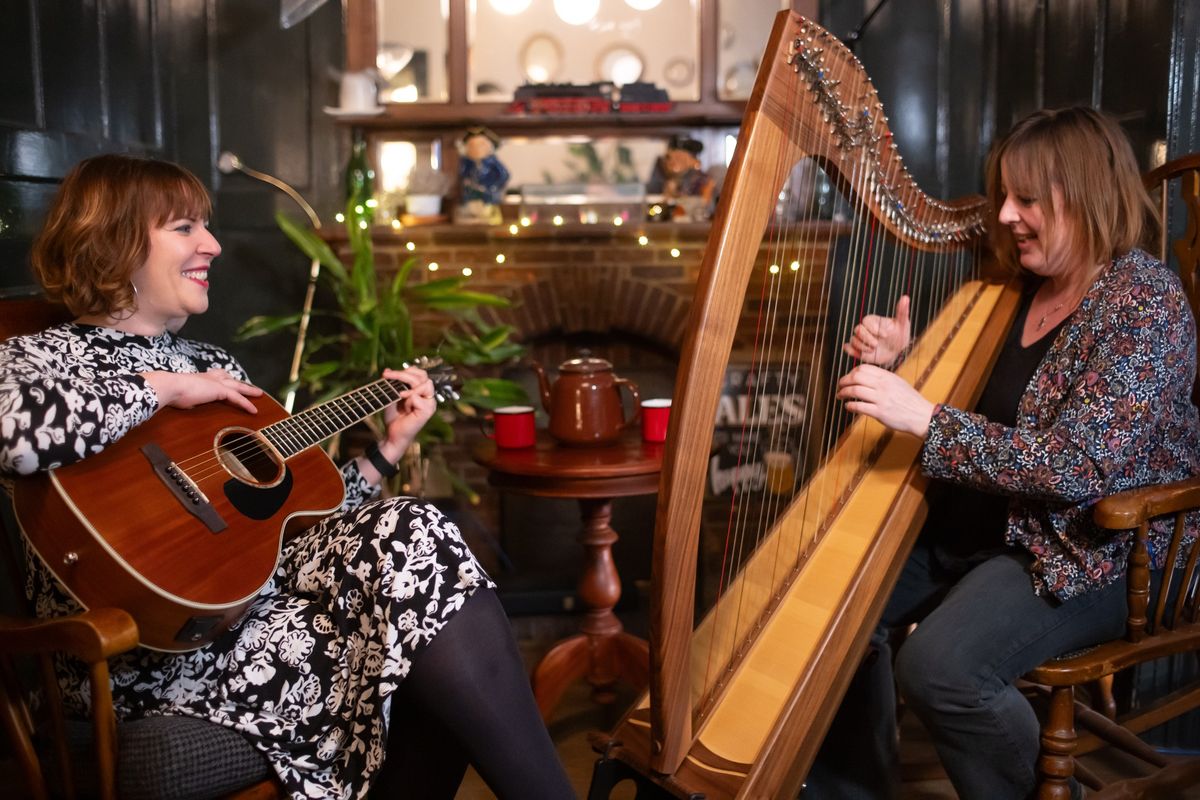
left=529, top=360, right=552, bottom=411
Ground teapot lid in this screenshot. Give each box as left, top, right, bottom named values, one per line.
left=559, top=357, right=613, bottom=373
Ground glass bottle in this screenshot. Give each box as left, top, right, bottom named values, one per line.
left=344, top=128, right=376, bottom=223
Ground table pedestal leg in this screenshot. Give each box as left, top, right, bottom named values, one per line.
left=531, top=498, right=649, bottom=721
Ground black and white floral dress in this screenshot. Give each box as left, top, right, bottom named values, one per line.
left=0, top=323, right=492, bottom=798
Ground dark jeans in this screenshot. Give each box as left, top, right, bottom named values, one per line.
left=804, top=544, right=1129, bottom=800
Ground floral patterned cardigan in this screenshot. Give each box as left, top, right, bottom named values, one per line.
left=921, top=249, right=1200, bottom=601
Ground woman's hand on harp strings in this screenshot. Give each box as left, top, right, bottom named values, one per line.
left=843, top=295, right=911, bottom=366
left=836, top=364, right=934, bottom=440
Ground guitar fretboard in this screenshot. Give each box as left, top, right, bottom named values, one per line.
left=260, top=379, right=407, bottom=458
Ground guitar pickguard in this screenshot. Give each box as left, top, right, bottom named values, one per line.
left=223, top=467, right=296, bottom=520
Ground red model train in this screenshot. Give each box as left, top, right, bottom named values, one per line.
left=508, top=82, right=673, bottom=115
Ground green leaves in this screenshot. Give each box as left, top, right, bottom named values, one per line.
left=275, top=212, right=347, bottom=283
left=438, top=324, right=524, bottom=366
left=238, top=201, right=531, bottom=490
left=458, top=377, right=530, bottom=410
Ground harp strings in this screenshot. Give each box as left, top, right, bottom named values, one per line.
left=698, top=59, right=982, bottom=707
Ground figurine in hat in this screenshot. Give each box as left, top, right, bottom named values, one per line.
left=647, top=135, right=714, bottom=221
left=456, top=126, right=510, bottom=224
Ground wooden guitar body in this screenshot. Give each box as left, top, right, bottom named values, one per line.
left=12, top=392, right=345, bottom=652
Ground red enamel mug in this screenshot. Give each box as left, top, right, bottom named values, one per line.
left=483, top=405, right=536, bottom=448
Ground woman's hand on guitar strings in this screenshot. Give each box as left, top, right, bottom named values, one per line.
left=836, top=364, right=934, bottom=439
left=143, top=369, right=263, bottom=414
left=378, top=366, right=438, bottom=460
left=843, top=294, right=911, bottom=366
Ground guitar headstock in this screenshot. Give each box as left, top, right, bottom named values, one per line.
left=404, top=357, right=460, bottom=403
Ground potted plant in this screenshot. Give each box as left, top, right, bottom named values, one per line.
left=405, top=165, right=452, bottom=217
left=237, top=200, right=527, bottom=499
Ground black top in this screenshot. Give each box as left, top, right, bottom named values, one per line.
left=923, top=283, right=1069, bottom=564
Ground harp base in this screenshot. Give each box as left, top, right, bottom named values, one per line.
left=587, top=746, right=699, bottom=800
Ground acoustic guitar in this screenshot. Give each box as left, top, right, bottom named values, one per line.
left=12, top=366, right=456, bottom=653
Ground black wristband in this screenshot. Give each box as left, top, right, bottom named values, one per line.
left=365, top=443, right=399, bottom=479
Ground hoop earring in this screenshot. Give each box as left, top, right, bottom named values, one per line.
left=114, top=282, right=139, bottom=321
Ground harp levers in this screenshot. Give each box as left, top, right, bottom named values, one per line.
left=590, top=11, right=1020, bottom=799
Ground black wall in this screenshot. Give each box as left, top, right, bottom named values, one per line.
left=820, top=0, right=1186, bottom=197
left=0, top=0, right=346, bottom=392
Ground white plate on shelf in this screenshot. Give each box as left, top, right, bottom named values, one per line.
left=323, top=106, right=386, bottom=117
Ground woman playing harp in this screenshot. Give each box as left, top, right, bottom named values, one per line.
left=811, top=107, right=1200, bottom=799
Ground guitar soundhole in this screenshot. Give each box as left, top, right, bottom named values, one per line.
left=215, top=428, right=283, bottom=487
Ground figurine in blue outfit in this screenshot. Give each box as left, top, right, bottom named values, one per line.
left=646, top=135, right=714, bottom=222
left=456, top=126, right=510, bottom=224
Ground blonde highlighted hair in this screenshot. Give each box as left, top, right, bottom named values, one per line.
left=32, top=154, right=212, bottom=317
left=985, top=107, right=1159, bottom=274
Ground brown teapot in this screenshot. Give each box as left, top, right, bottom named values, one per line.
left=530, top=358, right=641, bottom=446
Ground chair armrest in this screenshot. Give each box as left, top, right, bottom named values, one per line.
left=0, top=609, right=139, bottom=663
left=1094, top=476, right=1200, bottom=530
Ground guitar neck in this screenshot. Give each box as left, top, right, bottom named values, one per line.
left=261, top=378, right=407, bottom=458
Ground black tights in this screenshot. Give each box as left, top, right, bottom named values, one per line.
left=371, top=588, right=575, bottom=799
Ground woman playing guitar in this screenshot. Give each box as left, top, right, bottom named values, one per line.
left=0, top=154, right=573, bottom=799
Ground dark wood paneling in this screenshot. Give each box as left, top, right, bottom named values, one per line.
left=1043, top=0, right=1100, bottom=109
left=1167, top=0, right=1200, bottom=160
left=1103, top=0, right=1173, bottom=166
left=823, top=0, right=1178, bottom=202
left=945, top=0, right=990, bottom=197
left=40, top=0, right=105, bottom=137
left=993, top=0, right=1042, bottom=133
left=0, top=181, right=57, bottom=292
left=213, top=0, right=313, bottom=193
left=161, top=0, right=215, bottom=180
left=0, top=0, right=38, bottom=128
left=105, top=0, right=161, bottom=148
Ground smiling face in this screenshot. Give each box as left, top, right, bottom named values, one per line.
left=997, top=159, right=1081, bottom=280
left=126, top=217, right=221, bottom=333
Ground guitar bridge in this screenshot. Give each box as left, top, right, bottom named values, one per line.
left=142, top=443, right=227, bottom=533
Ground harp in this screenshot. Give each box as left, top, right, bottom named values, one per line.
left=591, top=11, right=1021, bottom=799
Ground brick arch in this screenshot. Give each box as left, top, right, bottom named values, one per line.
left=482, top=273, right=692, bottom=353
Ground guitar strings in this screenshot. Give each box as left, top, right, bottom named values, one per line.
left=164, top=376, right=436, bottom=488
left=172, top=379, right=410, bottom=486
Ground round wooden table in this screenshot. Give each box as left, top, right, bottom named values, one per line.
left=472, top=431, right=663, bottom=721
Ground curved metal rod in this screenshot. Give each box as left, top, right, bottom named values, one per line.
left=217, top=151, right=322, bottom=412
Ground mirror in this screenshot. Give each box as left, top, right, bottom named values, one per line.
left=663, top=56, right=695, bottom=88
left=717, top=0, right=789, bottom=100
left=722, top=61, right=757, bottom=97
left=521, top=34, right=565, bottom=83
left=466, top=0, right=700, bottom=102
left=596, top=45, right=645, bottom=85
left=376, top=2, right=448, bottom=102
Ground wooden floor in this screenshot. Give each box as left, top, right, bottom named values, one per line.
left=456, top=611, right=1200, bottom=800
